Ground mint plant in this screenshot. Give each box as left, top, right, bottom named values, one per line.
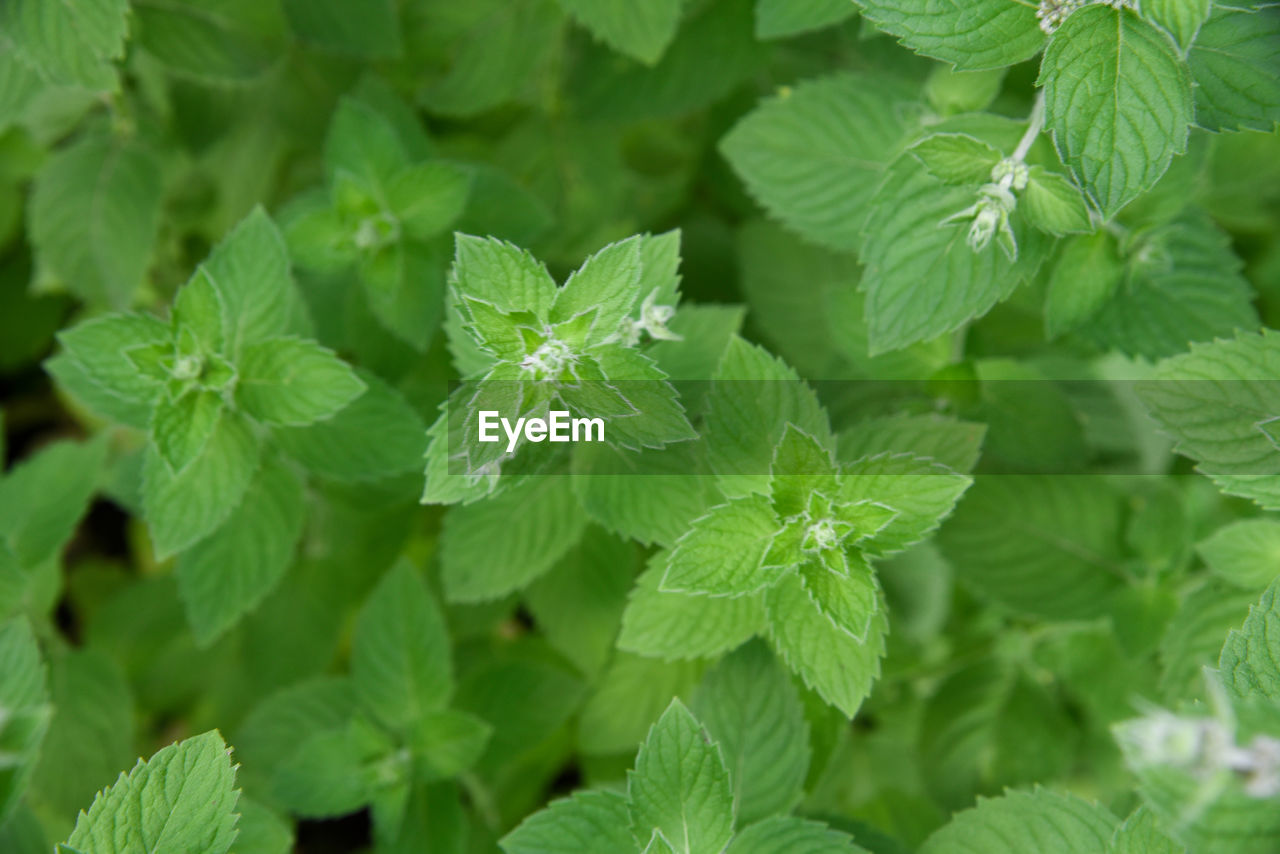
left=1, top=1, right=1279, bottom=853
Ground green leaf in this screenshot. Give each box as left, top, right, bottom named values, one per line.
left=132, top=0, right=286, bottom=84
left=577, top=653, right=703, bottom=755
left=235, top=337, right=365, bottom=427
left=855, top=0, right=1045, bottom=70
left=359, top=238, right=450, bottom=352
left=619, top=555, right=766, bottom=661
left=551, top=236, right=643, bottom=342
left=1145, top=0, right=1211, bottom=48
left=1220, top=578, right=1280, bottom=702
left=1188, top=6, right=1280, bottom=133
left=501, top=789, right=638, bottom=854
left=1199, top=520, right=1280, bottom=589
left=27, top=650, right=134, bottom=825
left=49, top=312, right=170, bottom=426
left=1161, top=579, right=1257, bottom=700
left=938, top=475, right=1126, bottom=620
left=764, top=572, right=886, bottom=717
left=1138, top=329, right=1280, bottom=509
left=0, top=618, right=50, bottom=825
left=660, top=495, right=781, bottom=597
left=440, top=477, right=587, bottom=601
left=919, top=789, right=1117, bottom=854
left=275, top=372, right=427, bottom=482
left=29, top=134, right=163, bottom=308
left=837, top=414, right=986, bottom=474
left=386, top=162, right=472, bottom=240
left=919, top=659, right=1077, bottom=809
left=231, top=799, right=294, bottom=854
left=201, top=208, right=311, bottom=356
left=411, top=709, right=492, bottom=779
left=175, top=460, right=305, bottom=646
left=1041, top=6, right=1194, bottom=219
left=1084, top=213, right=1257, bottom=358
left=353, top=560, right=453, bottom=732
left=271, top=719, right=385, bottom=818
left=325, top=97, right=409, bottom=193
left=282, top=0, right=401, bottom=58
left=925, top=66, right=1007, bottom=116
left=556, top=0, right=682, bottom=64
left=859, top=135, right=1050, bottom=353
left=64, top=731, right=240, bottom=854
left=142, top=410, right=262, bottom=558
left=837, top=453, right=971, bottom=558
left=627, top=699, right=734, bottom=854
left=726, top=816, right=867, bottom=854
left=0, top=437, right=106, bottom=568
left=754, top=0, right=856, bottom=39
left=1022, top=167, right=1093, bottom=236
left=0, top=0, right=128, bottom=91
left=1044, top=231, right=1125, bottom=339
left=909, top=133, right=1003, bottom=185
left=151, top=390, right=224, bottom=474
left=235, top=677, right=357, bottom=787
left=720, top=73, right=923, bottom=252
left=451, top=234, right=558, bottom=319
left=691, top=641, right=810, bottom=824
left=524, top=528, right=636, bottom=677
left=1107, top=807, right=1185, bottom=854
left=798, top=553, right=880, bottom=642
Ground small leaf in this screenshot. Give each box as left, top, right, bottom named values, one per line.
left=1044, top=231, right=1124, bottom=338
left=909, top=133, right=1003, bottom=185
left=151, top=389, right=224, bottom=474
left=1145, top=0, right=1211, bottom=48
left=855, top=0, right=1044, bottom=70
left=1220, top=578, right=1280, bottom=702
left=1022, top=167, right=1093, bottom=236
left=235, top=337, right=366, bottom=427
left=556, top=0, right=682, bottom=64
left=1199, top=519, right=1280, bottom=589
left=919, top=789, right=1117, bottom=854
left=627, top=700, right=735, bottom=854
left=501, top=789, right=637, bottom=854
left=660, top=495, right=781, bottom=597
left=386, top=161, right=472, bottom=240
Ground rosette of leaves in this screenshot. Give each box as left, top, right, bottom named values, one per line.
left=423, top=231, right=695, bottom=502
left=282, top=92, right=472, bottom=351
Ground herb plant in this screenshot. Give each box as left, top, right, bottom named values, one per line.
left=1, top=0, right=1279, bottom=853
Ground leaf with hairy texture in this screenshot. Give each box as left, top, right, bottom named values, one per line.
left=620, top=558, right=766, bottom=661
left=854, top=0, right=1045, bottom=70
left=919, top=789, right=1117, bottom=854
left=1188, top=6, right=1280, bottom=133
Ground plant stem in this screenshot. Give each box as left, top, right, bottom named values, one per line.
left=1012, top=90, right=1047, bottom=162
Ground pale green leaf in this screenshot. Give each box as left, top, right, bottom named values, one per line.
left=836, top=453, right=971, bottom=558
left=1044, top=231, right=1124, bottom=338
left=501, top=789, right=637, bottom=854
left=1220, top=578, right=1280, bottom=702
left=551, top=236, right=643, bottom=341
left=235, top=337, right=365, bottom=427
left=440, top=476, right=587, bottom=601
left=29, top=135, right=163, bottom=308
left=919, top=789, right=1117, bottom=854
left=450, top=234, right=558, bottom=319
left=909, top=133, right=1003, bottom=185
left=1041, top=6, right=1193, bottom=218
left=176, top=460, right=306, bottom=646
left=754, top=0, right=856, bottom=39
left=726, top=816, right=867, bottom=854
left=1199, top=519, right=1280, bottom=589
left=855, top=0, right=1044, bottom=70
left=0, top=437, right=106, bottom=568
left=1107, top=807, right=1185, bottom=854
left=578, top=653, right=704, bottom=755
left=764, top=572, right=886, bottom=717
left=151, top=390, right=224, bottom=474
left=0, top=618, right=50, bottom=824
left=1188, top=7, right=1280, bottom=133
left=52, top=313, right=170, bottom=426
left=691, top=640, right=810, bottom=824
left=1022, top=167, right=1093, bottom=235
left=386, top=161, right=471, bottom=240
left=556, top=0, right=682, bottom=64
left=353, top=560, right=453, bottom=732
left=837, top=414, right=986, bottom=474
left=720, top=73, right=923, bottom=252
left=65, top=731, right=239, bottom=854
left=0, top=0, right=128, bottom=91
left=660, top=495, right=781, bottom=597
left=627, top=699, right=734, bottom=854
left=1146, top=0, right=1211, bottom=48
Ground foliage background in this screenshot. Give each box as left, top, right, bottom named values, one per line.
left=1, top=0, right=1280, bottom=852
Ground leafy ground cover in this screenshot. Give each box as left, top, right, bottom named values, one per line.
left=1, top=0, right=1280, bottom=852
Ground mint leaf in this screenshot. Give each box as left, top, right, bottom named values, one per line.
left=909, top=133, right=1003, bottom=185
left=837, top=453, right=970, bottom=558
left=920, top=789, right=1117, bottom=853
left=691, top=641, right=810, bottom=825
left=175, top=460, right=305, bottom=646
left=1021, top=167, right=1092, bottom=236
left=0, top=0, right=128, bottom=91
left=660, top=495, right=780, bottom=597
left=64, top=731, right=240, bottom=854
left=619, top=555, right=766, bottom=661
left=754, top=0, right=856, bottom=39
left=764, top=572, right=886, bottom=717
left=726, top=816, right=867, bottom=854
left=1199, top=520, right=1280, bottom=590
left=50, top=313, right=170, bottom=428
left=1145, top=0, right=1211, bottom=48
left=131, top=0, right=284, bottom=83
left=29, top=134, right=162, bottom=308
left=720, top=73, right=923, bottom=252
left=1188, top=6, right=1280, bottom=133
left=1107, top=806, right=1184, bottom=854
left=627, top=699, right=735, bottom=854
left=151, top=389, right=224, bottom=474
left=578, top=654, right=703, bottom=756
left=386, top=161, right=471, bottom=239
left=502, top=789, right=637, bottom=854
left=556, top=0, right=682, bottom=64
left=0, top=437, right=106, bottom=569
left=1044, top=231, right=1125, bottom=338
left=855, top=0, right=1045, bottom=70
left=1041, top=6, right=1193, bottom=219
left=1220, top=579, right=1280, bottom=702
left=282, top=0, right=401, bottom=59
left=235, top=337, right=365, bottom=427
left=0, top=618, right=50, bottom=824
left=353, top=560, right=453, bottom=733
